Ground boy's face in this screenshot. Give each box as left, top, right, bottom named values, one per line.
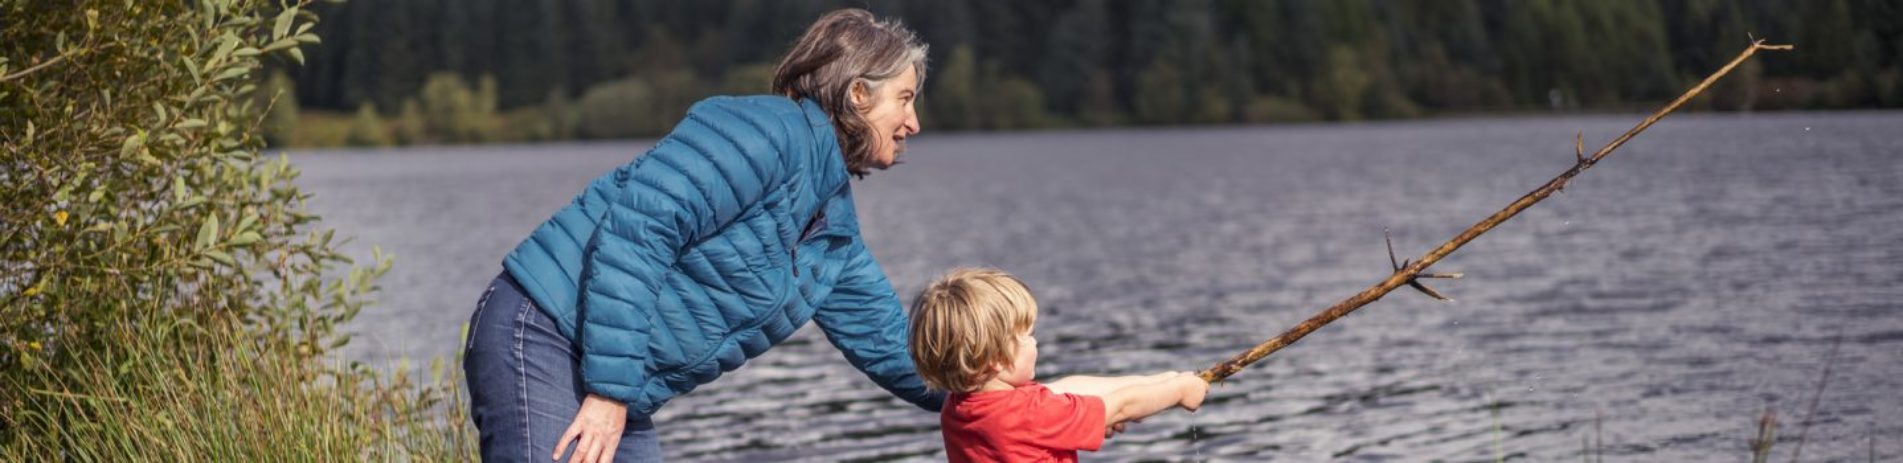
left=995, top=328, right=1038, bottom=387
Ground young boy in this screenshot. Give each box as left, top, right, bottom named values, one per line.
left=909, top=268, right=1209, bottom=462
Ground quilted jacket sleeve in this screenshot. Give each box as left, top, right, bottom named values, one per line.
left=578, top=98, right=796, bottom=407
left=813, top=239, right=947, bottom=412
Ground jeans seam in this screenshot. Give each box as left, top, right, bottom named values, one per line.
left=514, top=296, right=531, bottom=463
left=467, top=284, right=497, bottom=352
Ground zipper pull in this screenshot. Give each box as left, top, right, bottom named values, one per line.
left=791, top=210, right=827, bottom=278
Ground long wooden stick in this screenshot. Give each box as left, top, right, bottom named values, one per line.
left=1198, top=40, right=1793, bottom=384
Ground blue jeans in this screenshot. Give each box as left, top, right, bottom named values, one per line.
left=465, top=271, right=662, bottom=462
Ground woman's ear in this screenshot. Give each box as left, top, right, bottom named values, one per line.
left=849, top=80, right=871, bottom=109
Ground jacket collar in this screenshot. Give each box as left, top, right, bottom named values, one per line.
left=796, top=97, right=850, bottom=201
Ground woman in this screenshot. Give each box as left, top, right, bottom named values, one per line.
left=463, top=10, right=937, bottom=462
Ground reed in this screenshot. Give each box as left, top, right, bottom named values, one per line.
left=1, top=318, right=475, bottom=461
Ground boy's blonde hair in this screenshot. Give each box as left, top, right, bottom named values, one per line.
left=908, top=268, right=1038, bottom=393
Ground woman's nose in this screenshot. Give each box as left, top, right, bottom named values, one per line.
left=902, top=108, right=921, bottom=135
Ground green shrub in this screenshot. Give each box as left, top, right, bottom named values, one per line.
left=1133, top=59, right=1189, bottom=125
left=720, top=63, right=778, bottom=95
left=1242, top=94, right=1322, bottom=123
left=987, top=76, right=1053, bottom=130
left=646, top=69, right=705, bottom=132
left=577, top=77, right=658, bottom=139
left=538, top=87, right=581, bottom=141
left=346, top=102, right=393, bottom=147
left=0, top=0, right=471, bottom=458
left=393, top=98, right=428, bottom=145
left=419, top=72, right=500, bottom=144
left=294, top=109, right=354, bottom=148
left=2, top=0, right=344, bottom=381
left=1076, top=70, right=1126, bottom=127
left=348, top=102, right=392, bottom=147
left=924, top=46, right=1056, bottom=130
left=1312, top=45, right=1373, bottom=121
left=259, top=70, right=300, bottom=147
left=925, top=46, right=981, bottom=130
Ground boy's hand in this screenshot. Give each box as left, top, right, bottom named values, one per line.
left=1105, top=418, right=1136, bottom=438
left=1175, top=375, right=1209, bottom=412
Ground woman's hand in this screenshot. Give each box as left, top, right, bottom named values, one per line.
left=553, top=393, right=629, bottom=463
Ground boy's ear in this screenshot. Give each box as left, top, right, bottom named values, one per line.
left=980, top=361, right=1009, bottom=380
left=990, top=359, right=1017, bottom=377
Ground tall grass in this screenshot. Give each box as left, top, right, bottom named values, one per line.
left=2, top=318, right=475, bottom=460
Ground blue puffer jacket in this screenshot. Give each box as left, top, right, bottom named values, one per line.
left=502, top=95, right=943, bottom=418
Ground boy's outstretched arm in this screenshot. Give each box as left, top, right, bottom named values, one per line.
left=1101, top=374, right=1209, bottom=428
left=1047, top=371, right=1181, bottom=397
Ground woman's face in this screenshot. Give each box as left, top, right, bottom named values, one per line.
left=854, top=66, right=922, bottom=169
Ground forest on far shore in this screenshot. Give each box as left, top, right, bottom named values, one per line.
left=266, top=0, right=1903, bottom=147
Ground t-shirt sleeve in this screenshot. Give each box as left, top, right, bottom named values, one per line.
left=1025, top=390, right=1107, bottom=452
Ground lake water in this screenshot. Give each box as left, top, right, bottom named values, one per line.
left=295, top=111, right=1903, bottom=461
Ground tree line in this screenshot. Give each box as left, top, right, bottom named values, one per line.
left=281, top=0, right=1902, bottom=146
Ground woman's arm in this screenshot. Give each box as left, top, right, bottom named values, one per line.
left=558, top=99, right=803, bottom=463
left=577, top=98, right=797, bottom=408
left=812, top=237, right=946, bottom=412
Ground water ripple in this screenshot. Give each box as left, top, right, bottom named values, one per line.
left=297, top=112, right=1903, bottom=461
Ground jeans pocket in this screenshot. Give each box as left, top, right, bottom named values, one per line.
left=465, top=283, right=499, bottom=353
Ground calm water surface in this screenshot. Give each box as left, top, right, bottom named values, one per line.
left=296, top=112, right=1903, bottom=461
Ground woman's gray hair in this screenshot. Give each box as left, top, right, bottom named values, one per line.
left=772, top=9, right=928, bottom=177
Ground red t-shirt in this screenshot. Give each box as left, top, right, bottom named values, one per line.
left=941, top=382, right=1107, bottom=463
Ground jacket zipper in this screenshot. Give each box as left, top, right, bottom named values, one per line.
left=791, top=209, right=825, bottom=277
